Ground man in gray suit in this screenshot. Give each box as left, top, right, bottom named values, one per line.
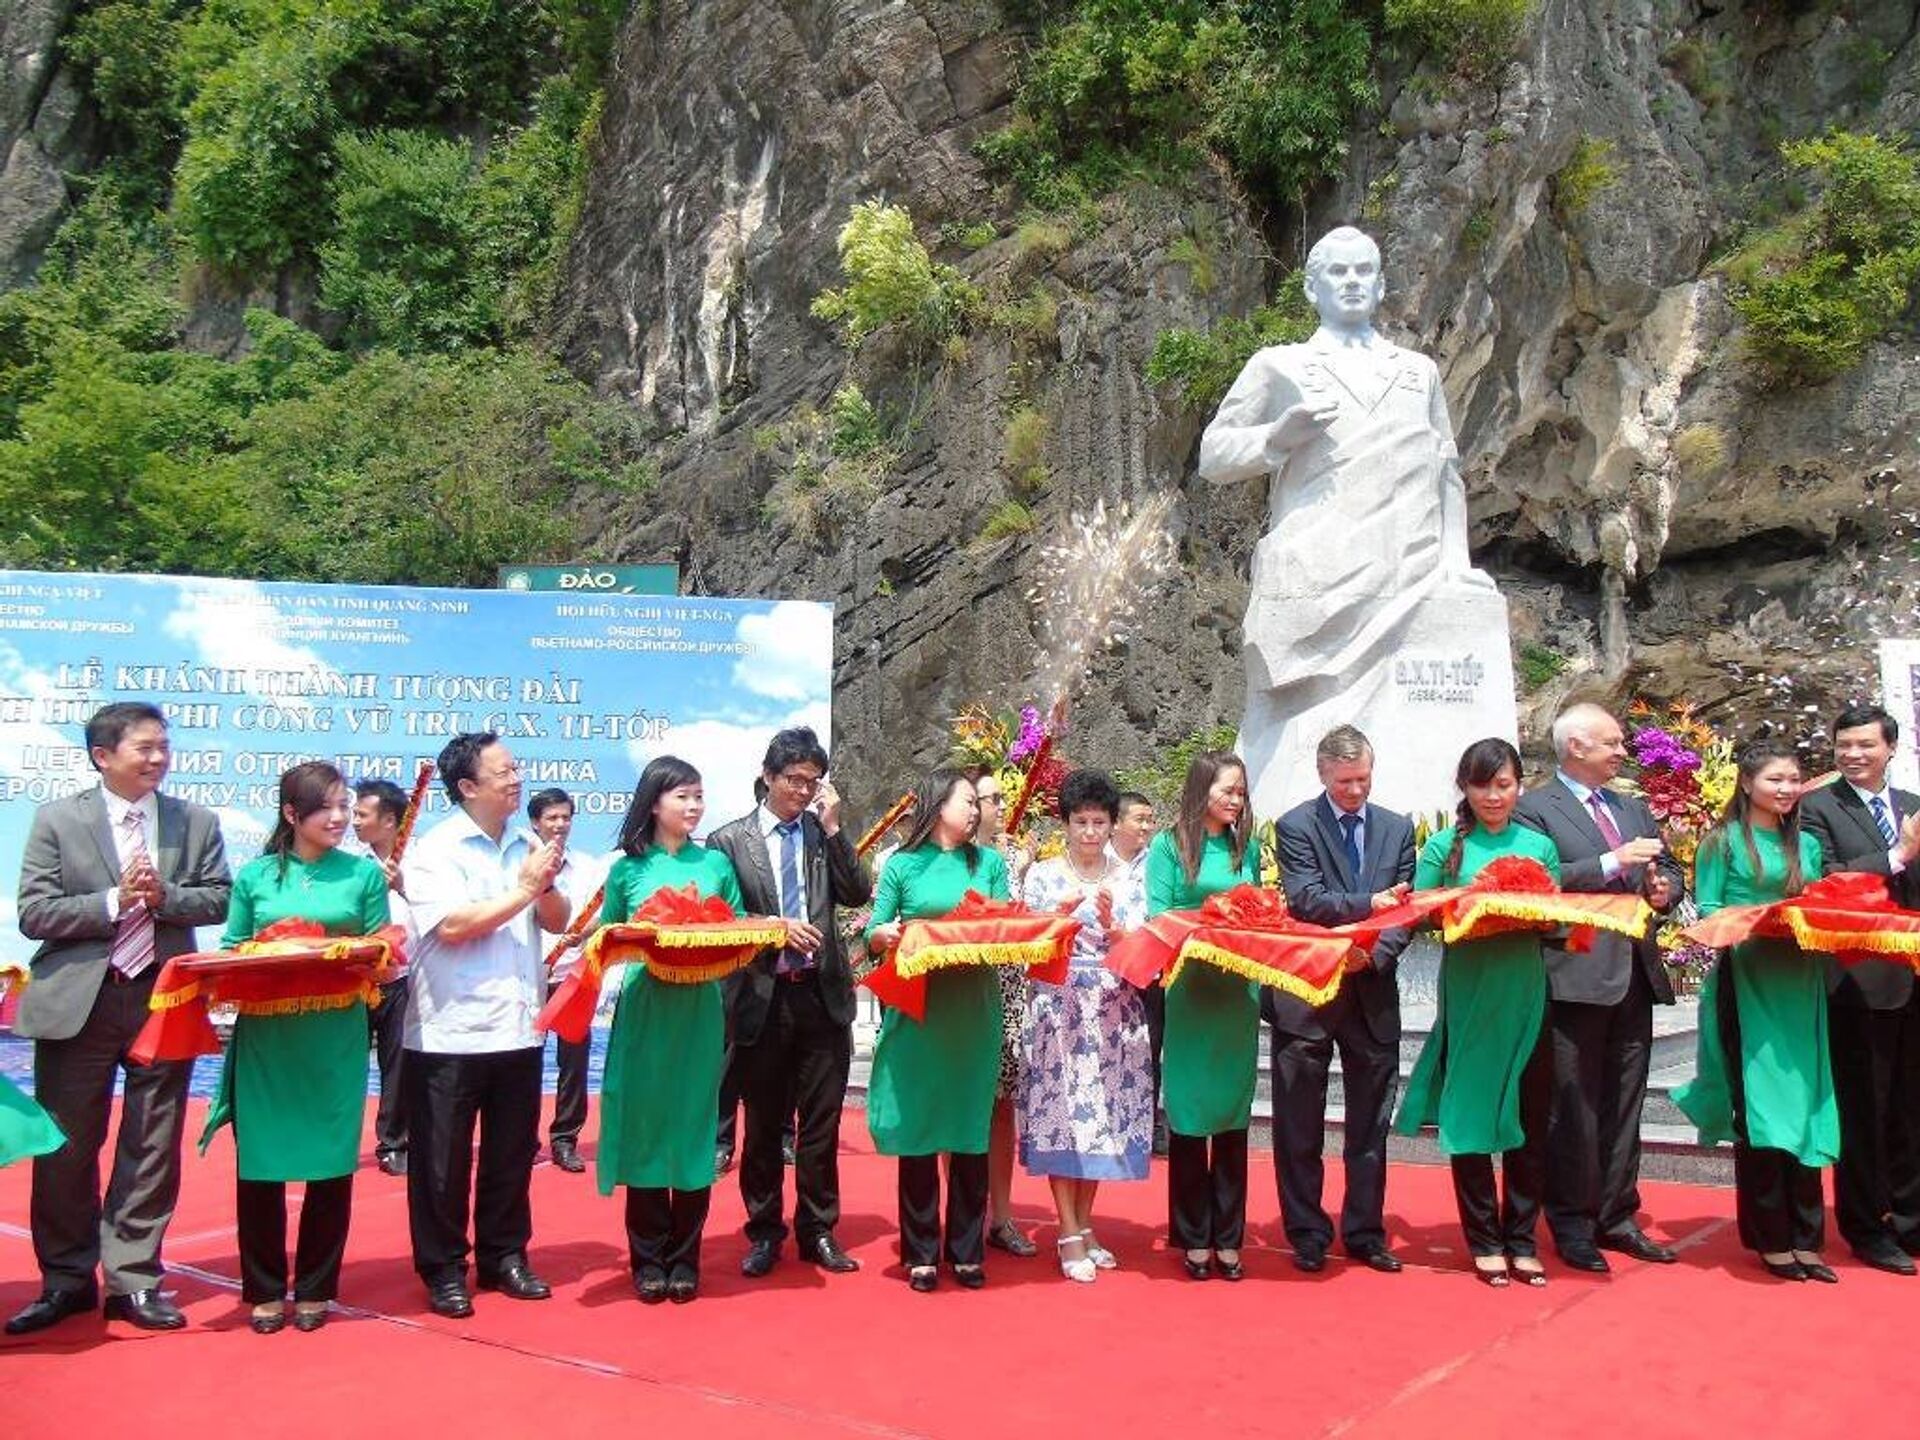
left=7, top=702, right=231, bottom=1334
left=1514, top=701, right=1683, bottom=1273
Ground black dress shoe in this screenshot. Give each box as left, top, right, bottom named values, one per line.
left=740, top=1240, right=780, bottom=1278
left=6, top=1285, right=98, bottom=1335
left=634, top=1267, right=668, bottom=1304
left=1761, top=1258, right=1807, bottom=1282
left=714, top=1148, right=735, bottom=1176
left=1799, top=1259, right=1840, bottom=1284
left=377, top=1150, right=408, bottom=1177
left=952, top=1264, right=987, bottom=1289
left=427, top=1279, right=475, bottom=1318
left=550, top=1140, right=586, bottom=1174
left=292, top=1304, right=329, bottom=1332
left=907, top=1267, right=938, bottom=1293
left=104, top=1289, right=186, bottom=1330
left=1292, top=1246, right=1327, bottom=1274
left=986, top=1220, right=1036, bottom=1257
left=1350, top=1246, right=1404, bottom=1274
left=781, top=1138, right=797, bottom=1167
left=1557, top=1243, right=1611, bottom=1273
left=1181, top=1255, right=1213, bottom=1280
left=1598, top=1230, right=1677, bottom=1264
left=477, top=1261, right=551, bottom=1300
left=1853, top=1243, right=1917, bottom=1276
left=808, top=1235, right=860, bottom=1273
left=249, top=1305, right=286, bottom=1335
left=1215, top=1255, right=1245, bottom=1282
left=666, top=1265, right=699, bottom=1303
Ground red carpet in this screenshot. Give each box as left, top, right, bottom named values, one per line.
left=2, top=1101, right=1911, bottom=1438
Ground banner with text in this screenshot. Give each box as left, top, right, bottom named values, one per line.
left=0, top=571, right=832, bottom=961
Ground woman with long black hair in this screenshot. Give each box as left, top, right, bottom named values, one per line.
left=206, top=761, right=390, bottom=1333
left=1395, top=738, right=1562, bottom=1287
left=1674, top=740, right=1838, bottom=1281
left=1146, top=750, right=1263, bottom=1281
left=865, top=768, right=1012, bottom=1291
left=596, top=755, right=746, bottom=1304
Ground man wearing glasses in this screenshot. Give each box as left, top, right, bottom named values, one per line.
left=401, top=733, right=568, bottom=1317
left=709, top=728, right=873, bottom=1276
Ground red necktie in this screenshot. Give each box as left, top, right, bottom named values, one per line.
left=1588, top=791, right=1624, bottom=849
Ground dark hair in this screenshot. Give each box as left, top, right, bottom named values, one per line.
left=526, top=787, right=573, bottom=823
left=353, top=778, right=409, bottom=824
left=265, top=761, right=346, bottom=880
left=1701, top=739, right=1807, bottom=896
left=85, top=702, right=167, bottom=769
left=1442, top=737, right=1524, bottom=882
left=895, top=768, right=982, bottom=873
left=763, top=726, right=829, bottom=777
left=1173, top=751, right=1251, bottom=883
left=1056, top=769, right=1120, bottom=822
left=438, top=732, right=500, bottom=804
left=1833, top=703, right=1898, bottom=747
left=617, top=756, right=702, bottom=856
left=1117, top=790, right=1153, bottom=815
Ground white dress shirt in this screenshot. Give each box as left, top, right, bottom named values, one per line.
left=402, top=808, right=546, bottom=1054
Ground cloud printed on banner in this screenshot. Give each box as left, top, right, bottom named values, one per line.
left=0, top=639, right=94, bottom=782
left=162, top=580, right=344, bottom=717
left=732, top=602, right=833, bottom=704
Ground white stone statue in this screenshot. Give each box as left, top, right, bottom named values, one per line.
left=1198, top=226, right=1518, bottom=819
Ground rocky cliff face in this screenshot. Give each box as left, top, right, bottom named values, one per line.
left=0, top=0, right=92, bottom=286
left=555, top=0, right=1919, bottom=808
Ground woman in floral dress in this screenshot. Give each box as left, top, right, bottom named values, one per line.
left=1018, top=770, right=1153, bottom=1283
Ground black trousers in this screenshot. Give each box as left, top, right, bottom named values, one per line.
left=626, top=1186, right=710, bottom=1276
left=1168, top=1129, right=1248, bottom=1251
left=1719, top=962, right=1826, bottom=1253
left=739, top=974, right=852, bottom=1249
left=549, top=1034, right=590, bottom=1145
left=1545, top=966, right=1656, bottom=1249
left=897, top=1152, right=987, bottom=1267
left=368, top=978, right=409, bottom=1158
left=404, top=1046, right=542, bottom=1284
left=1828, top=992, right=1920, bottom=1251
left=1450, top=1010, right=1552, bottom=1257
left=236, top=1174, right=353, bottom=1304
left=1141, top=984, right=1168, bottom=1140
left=1271, top=1003, right=1396, bottom=1253
left=717, top=1039, right=796, bottom=1157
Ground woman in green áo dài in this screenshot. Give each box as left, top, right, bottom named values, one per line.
left=596, top=756, right=747, bottom=1305
left=1673, top=740, right=1838, bottom=1282
left=207, top=761, right=390, bottom=1333
left=1394, top=738, right=1560, bottom=1288
left=1146, top=750, right=1263, bottom=1282
left=866, top=769, right=1012, bottom=1292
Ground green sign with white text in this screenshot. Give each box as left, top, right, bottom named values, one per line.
left=497, top=564, right=679, bottom=596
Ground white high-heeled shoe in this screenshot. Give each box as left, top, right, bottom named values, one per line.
left=1080, top=1228, right=1118, bottom=1270
left=1056, top=1235, right=1096, bottom=1283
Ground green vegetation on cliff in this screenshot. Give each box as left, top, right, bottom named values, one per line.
left=0, top=0, right=637, bottom=582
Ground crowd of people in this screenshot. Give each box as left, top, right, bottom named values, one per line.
left=4, top=692, right=1919, bottom=1335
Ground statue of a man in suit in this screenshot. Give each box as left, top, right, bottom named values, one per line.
left=1199, top=226, right=1514, bottom=817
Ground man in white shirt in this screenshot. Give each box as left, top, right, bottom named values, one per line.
left=1799, top=703, right=1920, bottom=1274
left=528, top=787, right=602, bottom=1175
left=401, top=732, right=567, bottom=1318
left=1108, top=790, right=1165, bottom=1154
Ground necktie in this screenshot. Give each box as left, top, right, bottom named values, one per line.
left=1870, top=795, right=1897, bottom=847
left=109, top=808, right=157, bottom=979
left=775, top=819, right=809, bottom=974
left=1338, top=811, right=1364, bottom=881
left=1588, top=790, right=1624, bottom=849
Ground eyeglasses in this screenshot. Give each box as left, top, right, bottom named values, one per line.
left=976, top=790, right=1002, bottom=804
left=774, top=770, right=822, bottom=792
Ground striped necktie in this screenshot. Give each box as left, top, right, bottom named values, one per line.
left=108, top=808, right=157, bottom=979
left=775, top=819, right=810, bottom=973
left=1870, top=795, right=1897, bottom=847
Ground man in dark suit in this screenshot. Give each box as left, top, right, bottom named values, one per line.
left=1798, top=702, right=1920, bottom=1276
left=707, top=727, right=873, bottom=1277
left=1270, top=724, right=1416, bottom=1273
left=1514, top=701, right=1683, bottom=1272
left=7, top=702, right=231, bottom=1335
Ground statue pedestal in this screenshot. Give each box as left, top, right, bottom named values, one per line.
left=1239, top=582, right=1519, bottom=824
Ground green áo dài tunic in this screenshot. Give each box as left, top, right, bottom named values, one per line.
left=203, top=848, right=391, bottom=1182
left=1147, top=829, right=1265, bottom=1138
left=865, top=844, right=1012, bottom=1157
left=595, top=843, right=744, bottom=1194
left=1394, top=823, right=1560, bottom=1156
left=1672, top=826, right=1837, bottom=1167
left=0, top=1075, right=62, bottom=1167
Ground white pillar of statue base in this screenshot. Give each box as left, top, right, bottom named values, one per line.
left=1239, top=581, right=1519, bottom=826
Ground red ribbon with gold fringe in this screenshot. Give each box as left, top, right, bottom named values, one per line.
left=1681, top=871, right=1920, bottom=965
left=860, top=891, right=1080, bottom=1023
